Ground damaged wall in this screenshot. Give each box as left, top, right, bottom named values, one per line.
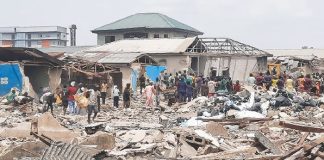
left=201, top=56, right=259, bottom=81
left=24, top=66, right=50, bottom=96
left=48, top=67, right=62, bottom=92
left=152, top=55, right=190, bottom=73
left=229, top=57, right=258, bottom=81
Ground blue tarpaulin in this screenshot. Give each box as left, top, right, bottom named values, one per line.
left=0, top=64, right=23, bottom=96
left=131, top=69, right=139, bottom=94
left=145, top=65, right=166, bottom=83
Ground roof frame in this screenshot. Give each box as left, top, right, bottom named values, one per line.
left=186, top=37, right=271, bottom=56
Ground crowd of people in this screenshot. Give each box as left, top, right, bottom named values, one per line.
left=36, top=80, right=132, bottom=124
left=10, top=67, right=324, bottom=124
left=247, top=69, right=324, bottom=96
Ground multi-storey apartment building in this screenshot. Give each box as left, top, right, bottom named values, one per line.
left=0, top=26, right=68, bottom=48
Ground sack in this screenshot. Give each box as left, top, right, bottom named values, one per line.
left=78, top=96, right=89, bottom=108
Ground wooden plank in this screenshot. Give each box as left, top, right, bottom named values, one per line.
left=196, top=117, right=272, bottom=123
left=275, top=135, right=324, bottom=160
left=297, top=132, right=309, bottom=146
left=255, top=131, right=282, bottom=155
left=279, top=121, right=324, bottom=133
left=191, top=147, right=258, bottom=160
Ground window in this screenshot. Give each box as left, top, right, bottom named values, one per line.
left=39, top=34, right=43, bottom=38
left=27, top=34, right=31, bottom=39
left=57, top=33, right=60, bottom=38
left=124, top=32, right=148, bottom=39
left=164, top=34, right=169, bottom=38
left=27, top=41, right=31, bottom=47
left=104, top=36, right=115, bottom=43
left=37, top=41, right=41, bottom=45
left=11, top=34, right=15, bottom=40
left=153, top=34, right=159, bottom=38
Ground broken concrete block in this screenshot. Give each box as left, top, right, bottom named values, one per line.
left=278, top=112, right=292, bottom=119
left=179, top=138, right=197, bottom=157
left=164, top=132, right=177, bottom=146
left=206, top=122, right=229, bottom=137
left=36, top=112, right=79, bottom=142
left=120, top=130, right=146, bottom=143
left=159, top=115, right=169, bottom=128
left=197, top=145, right=219, bottom=155
left=0, top=122, right=32, bottom=139
left=0, top=141, right=48, bottom=160
left=84, top=122, right=105, bottom=135
left=80, top=131, right=115, bottom=150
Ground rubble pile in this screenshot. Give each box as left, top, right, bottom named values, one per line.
left=0, top=87, right=324, bottom=159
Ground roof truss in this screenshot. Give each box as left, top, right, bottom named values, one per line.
left=186, top=38, right=270, bottom=56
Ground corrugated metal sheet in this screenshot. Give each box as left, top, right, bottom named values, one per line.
left=92, top=13, right=203, bottom=34
left=71, top=51, right=151, bottom=64
left=85, top=37, right=196, bottom=54
left=265, top=49, right=324, bottom=59
left=98, top=52, right=144, bottom=64
left=39, top=46, right=95, bottom=55
left=41, top=142, right=94, bottom=160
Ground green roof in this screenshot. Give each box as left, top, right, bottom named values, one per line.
left=92, top=13, right=203, bottom=34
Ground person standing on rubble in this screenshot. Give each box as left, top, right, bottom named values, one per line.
left=207, top=79, right=216, bottom=98
left=123, top=83, right=131, bottom=110
left=67, top=81, right=77, bottom=114
left=112, top=85, right=120, bottom=109
left=61, top=85, right=69, bottom=115
left=185, top=81, right=193, bottom=102
left=143, top=82, right=155, bottom=110
left=168, top=73, right=175, bottom=87
left=304, top=74, right=312, bottom=93
left=201, top=79, right=209, bottom=97
left=139, top=74, right=146, bottom=94
left=87, top=89, right=99, bottom=123
left=297, top=75, right=305, bottom=92
left=271, top=76, right=278, bottom=88
left=277, top=76, right=285, bottom=90
left=100, top=81, right=108, bottom=106
left=256, top=73, right=264, bottom=87
left=195, top=74, right=203, bottom=96
left=286, top=76, right=294, bottom=93
left=247, top=73, right=256, bottom=86
left=263, top=72, right=272, bottom=90
left=178, top=77, right=187, bottom=102
left=233, top=80, right=241, bottom=93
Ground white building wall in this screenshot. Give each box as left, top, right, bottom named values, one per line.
left=151, top=55, right=190, bottom=74
left=96, top=29, right=197, bottom=45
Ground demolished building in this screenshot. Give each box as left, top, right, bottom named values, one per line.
left=76, top=37, right=271, bottom=81
left=67, top=51, right=157, bottom=91
left=268, top=55, right=321, bottom=76
left=0, top=47, right=63, bottom=98
left=266, top=48, right=324, bottom=74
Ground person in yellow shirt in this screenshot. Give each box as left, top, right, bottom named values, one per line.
left=286, top=76, right=294, bottom=92
left=272, top=76, right=278, bottom=88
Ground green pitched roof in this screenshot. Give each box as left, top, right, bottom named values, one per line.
left=92, top=13, right=203, bottom=34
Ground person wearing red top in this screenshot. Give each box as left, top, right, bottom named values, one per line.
left=233, top=80, right=241, bottom=93
left=255, top=73, right=264, bottom=86
left=67, top=81, right=77, bottom=114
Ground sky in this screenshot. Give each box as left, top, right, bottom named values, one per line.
left=1, top=0, right=323, bottom=49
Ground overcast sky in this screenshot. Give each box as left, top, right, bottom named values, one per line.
left=1, top=0, right=323, bottom=49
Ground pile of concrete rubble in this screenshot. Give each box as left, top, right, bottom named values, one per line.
left=0, top=86, right=323, bottom=159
